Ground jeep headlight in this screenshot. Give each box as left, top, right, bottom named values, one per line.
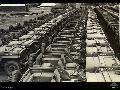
left=5, top=53, right=9, bottom=55
left=9, top=54, right=13, bottom=55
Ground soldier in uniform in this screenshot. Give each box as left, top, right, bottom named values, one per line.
left=0, top=38, right=2, bottom=46
left=36, top=53, right=43, bottom=65
left=28, top=53, right=35, bottom=67
left=41, top=42, right=46, bottom=54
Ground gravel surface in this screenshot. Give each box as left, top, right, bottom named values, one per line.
left=0, top=67, right=8, bottom=82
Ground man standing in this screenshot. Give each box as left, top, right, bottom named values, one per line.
left=0, top=38, right=2, bottom=46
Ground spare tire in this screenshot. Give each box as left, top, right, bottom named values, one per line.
left=4, top=61, right=20, bottom=75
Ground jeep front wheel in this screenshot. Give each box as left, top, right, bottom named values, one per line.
left=4, top=61, right=20, bottom=75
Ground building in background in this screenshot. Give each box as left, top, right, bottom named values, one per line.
left=76, top=3, right=81, bottom=8
left=39, top=3, right=56, bottom=13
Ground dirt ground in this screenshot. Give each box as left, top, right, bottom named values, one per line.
left=0, top=67, right=8, bottom=82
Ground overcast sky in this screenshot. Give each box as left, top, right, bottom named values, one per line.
left=40, top=3, right=56, bottom=6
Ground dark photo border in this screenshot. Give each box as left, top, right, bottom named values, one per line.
left=0, top=0, right=119, bottom=90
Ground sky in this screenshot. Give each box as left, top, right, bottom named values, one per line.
left=0, top=4, right=26, bottom=6
left=40, top=3, right=56, bottom=6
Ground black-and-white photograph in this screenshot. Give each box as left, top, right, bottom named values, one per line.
left=0, top=3, right=119, bottom=82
